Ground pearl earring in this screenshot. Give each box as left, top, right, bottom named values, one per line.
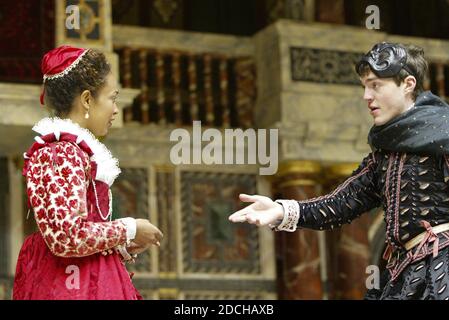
left=85, top=111, right=89, bottom=119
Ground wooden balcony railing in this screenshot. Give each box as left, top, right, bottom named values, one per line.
left=115, top=47, right=256, bottom=128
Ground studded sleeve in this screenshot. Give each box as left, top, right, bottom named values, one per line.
left=26, top=141, right=128, bottom=257
left=274, top=153, right=382, bottom=232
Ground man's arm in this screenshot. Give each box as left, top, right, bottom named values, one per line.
left=274, top=152, right=381, bottom=232
left=229, top=153, right=382, bottom=232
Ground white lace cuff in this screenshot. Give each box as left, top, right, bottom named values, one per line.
left=272, top=200, right=300, bottom=232
left=117, top=217, right=137, bottom=244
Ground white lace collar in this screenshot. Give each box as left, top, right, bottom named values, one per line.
left=32, top=117, right=121, bottom=186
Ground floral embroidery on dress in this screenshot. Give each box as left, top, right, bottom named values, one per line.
left=26, top=141, right=127, bottom=257
left=23, top=117, right=129, bottom=258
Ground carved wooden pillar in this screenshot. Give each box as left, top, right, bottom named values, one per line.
left=324, top=163, right=373, bottom=299
left=203, top=54, right=214, bottom=126
left=273, top=160, right=324, bottom=299
left=155, top=51, right=166, bottom=125
left=171, top=52, right=183, bottom=126
left=219, top=57, right=230, bottom=128
left=121, top=47, right=134, bottom=123
left=187, top=54, right=199, bottom=121
left=234, top=58, right=256, bottom=129
left=139, top=49, right=150, bottom=124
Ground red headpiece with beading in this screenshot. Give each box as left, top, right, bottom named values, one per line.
left=40, top=45, right=89, bottom=105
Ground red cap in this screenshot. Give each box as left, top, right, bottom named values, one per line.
left=40, top=45, right=89, bottom=105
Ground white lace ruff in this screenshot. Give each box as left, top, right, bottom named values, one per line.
left=32, top=117, right=121, bottom=186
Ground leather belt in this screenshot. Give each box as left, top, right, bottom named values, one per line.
left=404, top=222, right=449, bottom=251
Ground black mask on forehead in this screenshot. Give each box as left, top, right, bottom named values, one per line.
left=356, top=42, right=414, bottom=78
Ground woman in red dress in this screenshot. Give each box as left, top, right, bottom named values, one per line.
left=13, top=45, right=163, bottom=300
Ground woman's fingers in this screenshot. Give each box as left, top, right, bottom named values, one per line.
left=101, top=249, right=115, bottom=256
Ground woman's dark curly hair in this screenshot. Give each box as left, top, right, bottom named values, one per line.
left=43, top=49, right=111, bottom=116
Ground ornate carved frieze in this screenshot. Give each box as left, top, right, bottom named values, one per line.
left=290, top=47, right=363, bottom=85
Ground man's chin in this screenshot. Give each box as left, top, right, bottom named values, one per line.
left=373, top=117, right=387, bottom=126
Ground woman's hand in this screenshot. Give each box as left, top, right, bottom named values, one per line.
left=126, top=241, right=150, bottom=255
left=134, top=219, right=163, bottom=248
left=228, top=194, right=284, bottom=226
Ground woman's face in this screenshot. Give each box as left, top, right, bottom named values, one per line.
left=86, top=73, right=119, bottom=137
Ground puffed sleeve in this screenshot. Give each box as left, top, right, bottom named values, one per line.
left=26, top=141, right=129, bottom=257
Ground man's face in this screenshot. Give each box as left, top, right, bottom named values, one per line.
left=360, top=71, right=411, bottom=126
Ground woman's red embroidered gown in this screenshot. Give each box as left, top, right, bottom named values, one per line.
left=13, top=118, right=142, bottom=300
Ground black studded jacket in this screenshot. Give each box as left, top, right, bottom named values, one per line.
left=295, top=150, right=449, bottom=280
left=292, top=91, right=449, bottom=281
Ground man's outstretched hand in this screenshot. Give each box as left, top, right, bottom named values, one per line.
left=228, top=194, right=284, bottom=227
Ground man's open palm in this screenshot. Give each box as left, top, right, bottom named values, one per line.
left=228, top=194, right=283, bottom=226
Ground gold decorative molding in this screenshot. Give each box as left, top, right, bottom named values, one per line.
left=158, top=272, right=177, bottom=279
left=278, top=179, right=317, bottom=188
left=154, top=164, right=176, bottom=173
left=276, top=160, right=322, bottom=177
left=158, top=288, right=180, bottom=299
left=325, top=163, right=359, bottom=180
